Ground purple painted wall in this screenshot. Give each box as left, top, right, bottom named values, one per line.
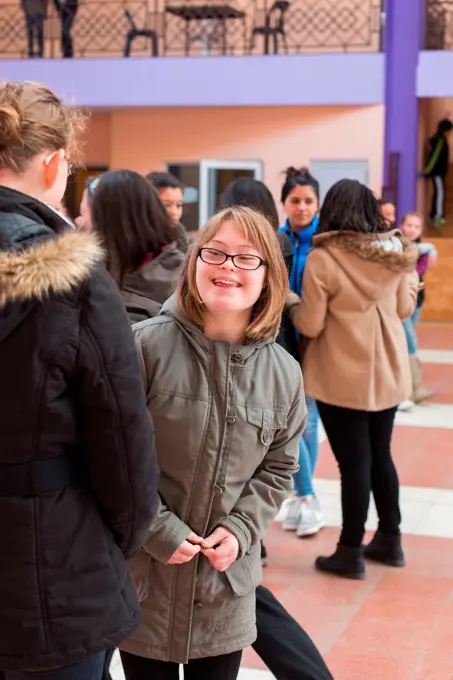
left=383, top=0, right=425, bottom=220
left=2, top=53, right=384, bottom=108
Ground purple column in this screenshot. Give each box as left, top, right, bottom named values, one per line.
left=383, top=0, right=426, bottom=222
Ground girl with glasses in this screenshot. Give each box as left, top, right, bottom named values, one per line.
left=120, top=206, right=306, bottom=680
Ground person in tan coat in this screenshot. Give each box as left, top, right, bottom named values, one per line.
left=287, top=179, right=419, bottom=580
left=120, top=206, right=306, bottom=679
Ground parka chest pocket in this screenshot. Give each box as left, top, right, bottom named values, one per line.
left=246, top=407, right=288, bottom=447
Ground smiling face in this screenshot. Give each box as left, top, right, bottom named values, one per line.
left=195, top=219, right=267, bottom=317
left=400, top=214, right=423, bottom=241
left=283, top=184, right=319, bottom=232
left=380, top=201, right=396, bottom=227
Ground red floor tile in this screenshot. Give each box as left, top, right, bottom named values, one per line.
left=316, top=425, right=453, bottom=489
left=326, top=652, right=418, bottom=680
left=422, top=362, right=453, bottom=403
left=245, top=527, right=453, bottom=679
left=418, top=322, right=453, bottom=350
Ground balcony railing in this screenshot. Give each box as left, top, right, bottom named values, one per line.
left=0, top=0, right=383, bottom=59
left=426, top=0, right=453, bottom=49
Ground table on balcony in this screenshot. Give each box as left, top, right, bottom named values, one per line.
left=165, top=4, right=246, bottom=55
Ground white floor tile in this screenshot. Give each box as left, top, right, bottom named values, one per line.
left=418, top=349, right=453, bottom=365
left=413, top=504, right=453, bottom=538
left=110, top=655, right=274, bottom=679
left=277, top=477, right=453, bottom=540
left=239, top=670, right=274, bottom=679
left=395, top=403, right=453, bottom=429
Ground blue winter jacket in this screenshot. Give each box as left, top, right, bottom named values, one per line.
left=279, top=216, right=319, bottom=295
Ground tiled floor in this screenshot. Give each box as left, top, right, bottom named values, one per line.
left=112, top=322, right=453, bottom=680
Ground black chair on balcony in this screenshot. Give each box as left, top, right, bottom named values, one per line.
left=124, top=9, right=158, bottom=57
left=250, top=0, right=290, bottom=55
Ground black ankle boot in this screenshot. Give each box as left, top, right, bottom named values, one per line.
left=363, top=531, right=405, bottom=567
left=315, top=544, right=365, bottom=580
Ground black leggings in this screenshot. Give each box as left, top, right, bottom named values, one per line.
left=121, top=650, right=242, bottom=680
left=317, top=401, right=400, bottom=548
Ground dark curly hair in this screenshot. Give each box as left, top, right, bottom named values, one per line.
left=317, top=179, right=388, bottom=235
left=281, top=166, right=320, bottom=203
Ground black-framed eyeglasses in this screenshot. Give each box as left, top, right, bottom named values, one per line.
left=198, top=247, right=268, bottom=271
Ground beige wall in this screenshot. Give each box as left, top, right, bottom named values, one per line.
left=83, top=104, right=384, bottom=216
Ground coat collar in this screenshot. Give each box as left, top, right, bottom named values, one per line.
left=0, top=229, right=104, bottom=306
left=160, top=293, right=268, bottom=359
left=312, top=229, right=418, bottom=273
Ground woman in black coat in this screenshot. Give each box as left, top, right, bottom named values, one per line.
left=0, top=81, right=159, bottom=679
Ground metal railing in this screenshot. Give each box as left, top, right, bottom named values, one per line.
left=0, top=0, right=382, bottom=59
left=426, top=0, right=453, bottom=49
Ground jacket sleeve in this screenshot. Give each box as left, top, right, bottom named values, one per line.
left=397, top=271, right=419, bottom=320
left=218, top=371, right=306, bottom=558
left=424, top=136, right=444, bottom=175
left=76, top=267, right=160, bottom=559
left=287, top=249, right=331, bottom=338
left=133, top=325, right=194, bottom=564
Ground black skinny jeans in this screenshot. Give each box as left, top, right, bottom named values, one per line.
left=317, top=402, right=401, bottom=548
left=121, top=650, right=242, bottom=680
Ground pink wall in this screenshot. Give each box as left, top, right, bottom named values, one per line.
left=83, top=113, right=111, bottom=167
left=83, top=105, right=384, bottom=216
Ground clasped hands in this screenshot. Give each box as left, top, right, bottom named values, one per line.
left=167, top=527, right=239, bottom=572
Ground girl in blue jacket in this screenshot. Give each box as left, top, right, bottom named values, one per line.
left=280, top=167, right=324, bottom=538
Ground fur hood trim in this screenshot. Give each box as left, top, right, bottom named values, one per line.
left=313, top=230, right=418, bottom=273
left=0, top=231, right=104, bottom=306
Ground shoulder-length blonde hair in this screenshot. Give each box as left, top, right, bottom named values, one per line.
left=177, top=206, right=289, bottom=342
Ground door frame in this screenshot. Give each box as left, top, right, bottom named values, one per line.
left=199, top=159, right=263, bottom=226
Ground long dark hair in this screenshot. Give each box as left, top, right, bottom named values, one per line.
left=219, top=177, right=280, bottom=230
left=92, top=169, right=178, bottom=283
left=281, top=166, right=320, bottom=204
left=317, top=179, right=388, bottom=235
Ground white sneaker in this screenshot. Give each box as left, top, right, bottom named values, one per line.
left=398, top=399, right=415, bottom=412
left=282, top=496, right=302, bottom=531
left=297, top=496, right=325, bottom=537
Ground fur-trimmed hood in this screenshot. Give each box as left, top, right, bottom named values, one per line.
left=0, top=230, right=104, bottom=307
left=312, top=229, right=418, bottom=302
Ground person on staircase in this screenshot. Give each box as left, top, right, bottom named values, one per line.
left=398, top=211, right=437, bottom=408
left=279, top=167, right=325, bottom=538
left=286, top=179, right=419, bottom=580
left=424, top=118, right=453, bottom=227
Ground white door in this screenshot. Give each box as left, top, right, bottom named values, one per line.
left=309, top=160, right=369, bottom=205
left=200, top=160, right=263, bottom=226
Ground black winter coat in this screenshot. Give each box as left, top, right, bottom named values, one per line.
left=0, top=187, right=159, bottom=671
left=275, top=231, right=299, bottom=360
